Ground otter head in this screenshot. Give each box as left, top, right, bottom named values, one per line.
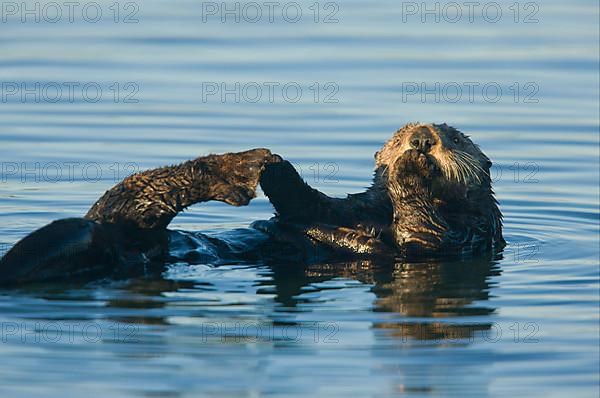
left=373, top=123, right=503, bottom=255
left=375, top=123, right=493, bottom=202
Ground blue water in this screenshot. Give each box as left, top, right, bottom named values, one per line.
left=0, top=0, right=599, bottom=396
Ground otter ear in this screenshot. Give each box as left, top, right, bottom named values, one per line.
left=374, top=151, right=379, bottom=159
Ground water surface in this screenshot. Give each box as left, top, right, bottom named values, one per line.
left=0, top=1, right=598, bottom=396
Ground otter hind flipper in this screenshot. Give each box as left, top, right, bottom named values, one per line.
left=86, top=148, right=279, bottom=229
left=208, top=149, right=281, bottom=207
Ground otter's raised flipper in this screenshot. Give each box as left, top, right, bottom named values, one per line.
left=1, top=149, right=279, bottom=285
left=86, top=148, right=278, bottom=229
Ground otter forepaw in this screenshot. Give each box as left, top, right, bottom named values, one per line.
left=396, top=149, right=440, bottom=183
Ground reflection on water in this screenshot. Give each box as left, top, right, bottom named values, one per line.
left=266, top=255, right=501, bottom=341
left=0, top=252, right=508, bottom=397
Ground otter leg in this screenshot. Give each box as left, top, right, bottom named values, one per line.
left=86, top=148, right=279, bottom=229
left=0, top=149, right=278, bottom=285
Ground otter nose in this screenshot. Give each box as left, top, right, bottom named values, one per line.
left=410, top=129, right=435, bottom=153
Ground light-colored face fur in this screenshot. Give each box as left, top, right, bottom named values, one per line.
left=375, top=123, right=492, bottom=190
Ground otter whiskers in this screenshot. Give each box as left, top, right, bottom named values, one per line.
left=440, top=150, right=486, bottom=185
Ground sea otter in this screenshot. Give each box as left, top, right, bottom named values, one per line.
left=256, top=122, right=504, bottom=258
left=0, top=123, right=504, bottom=284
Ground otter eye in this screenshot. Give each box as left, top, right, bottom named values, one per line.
left=453, top=137, right=460, bottom=144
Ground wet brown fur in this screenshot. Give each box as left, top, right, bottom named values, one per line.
left=86, top=148, right=279, bottom=229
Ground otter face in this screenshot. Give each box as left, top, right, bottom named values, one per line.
left=376, top=123, right=492, bottom=198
